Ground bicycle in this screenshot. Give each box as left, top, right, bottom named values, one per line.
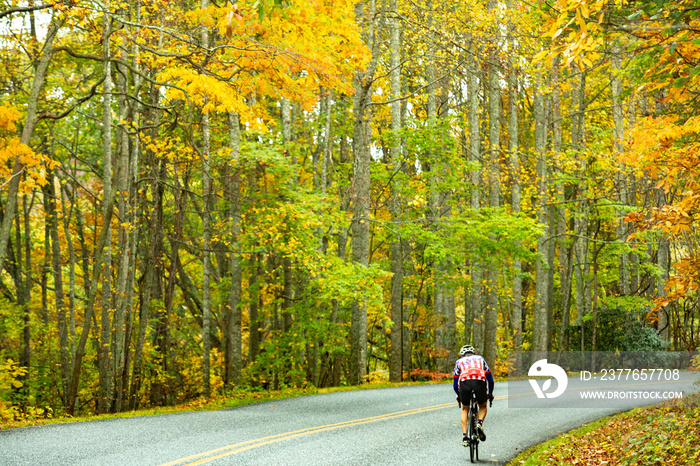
left=459, top=390, right=492, bottom=463
left=466, top=390, right=480, bottom=463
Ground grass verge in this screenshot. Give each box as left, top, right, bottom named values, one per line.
left=508, top=392, right=700, bottom=465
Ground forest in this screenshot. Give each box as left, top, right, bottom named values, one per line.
left=0, top=0, right=699, bottom=419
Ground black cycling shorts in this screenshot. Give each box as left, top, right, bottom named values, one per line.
left=459, top=379, right=488, bottom=405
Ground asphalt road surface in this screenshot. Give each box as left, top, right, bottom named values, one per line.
left=1, top=374, right=697, bottom=465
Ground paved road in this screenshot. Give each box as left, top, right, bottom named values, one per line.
left=1, top=375, right=697, bottom=465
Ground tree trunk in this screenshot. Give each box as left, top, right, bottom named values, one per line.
left=0, top=15, right=64, bottom=271
left=45, top=171, right=71, bottom=409
left=551, top=59, right=573, bottom=351
left=657, top=189, right=670, bottom=341
left=533, top=71, right=549, bottom=353
left=467, top=48, right=483, bottom=352
left=611, top=42, right=630, bottom=296
left=130, top=80, right=165, bottom=410
left=200, top=0, right=212, bottom=398
left=425, top=0, right=453, bottom=373
left=248, top=252, right=261, bottom=365
left=349, top=0, right=383, bottom=384
left=19, top=196, right=33, bottom=395
left=483, top=0, right=500, bottom=368
left=113, top=18, right=136, bottom=410
left=572, top=67, right=589, bottom=344
left=59, top=173, right=78, bottom=364
left=225, top=111, right=242, bottom=387
left=66, top=194, right=116, bottom=416
left=507, top=18, right=522, bottom=367
left=98, top=2, right=114, bottom=414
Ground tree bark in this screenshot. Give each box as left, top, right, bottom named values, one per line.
left=506, top=12, right=522, bottom=365
left=0, top=15, right=64, bottom=271
left=611, top=42, right=630, bottom=296
left=533, top=71, right=549, bottom=353
left=572, top=66, right=589, bottom=349
left=98, top=1, right=114, bottom=414
left=467, top=47, right=483, bottom=352
left=45, top=171, right=71, bottom=409
left=483, top=0, right=500, bottom=369
left=200, top=0, right=212, bottom=398
left=113, top=11, right=137, bottom=410
left=349, top=0, right=383, bottom=384
left=66, top=194, right=116, bottom=416
left=225, top=111, right=242, bottom=386
left=248, top=252, right=261, bottom=365
left=388, top=0, right=403, bottom=383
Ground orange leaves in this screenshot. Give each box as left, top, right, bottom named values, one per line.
left=220, top=4, right=244, bottom=37
left=626, top=112, right=700, bottom=308
left=520, top=393, right=700, bottom=465
left=627, top=115, right=700, bottom=239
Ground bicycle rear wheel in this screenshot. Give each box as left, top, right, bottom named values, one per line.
left=468, top=406, right=476, bottom=462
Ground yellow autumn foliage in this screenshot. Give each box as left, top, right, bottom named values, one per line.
left=0, top=105, right=58, bottom=194
left=159, top=0, right=368, bottom=125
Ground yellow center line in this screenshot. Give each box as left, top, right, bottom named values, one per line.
left=162, top=379, right=690, bottom=465
left=160, top=393, right=510, bottom=465
left=161, top=398, right=500, bottom=466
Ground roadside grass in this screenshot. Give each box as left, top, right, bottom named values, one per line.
left=508, top=391, right=700, bottom=465
left=0, top=378, right=450, bottom=431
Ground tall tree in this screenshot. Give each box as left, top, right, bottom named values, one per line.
left=532, top=69, right=549, bottom=353
left=483, top=0, right=501, bottom=369
left=611, top=41, right=630, bottom=296
left=466, top=45, right=483, bottom=352
left=507, top=0, right=523, bottom=360
left=349, top=0, right=383, bottom=384
left=200, top=0, right=213, bottom=398
left=0, top=12, right=64, bottom=272
left=98, top=0, right=114, bottom=414
left=225, top=111, right=243, bottom=386
left=388, top=0, right=404, bottom=383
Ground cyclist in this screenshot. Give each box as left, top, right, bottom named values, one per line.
left=453, top=344, right=494, bottom=446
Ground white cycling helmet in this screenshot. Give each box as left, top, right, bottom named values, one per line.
left=460, top=345, right=475, bottom=356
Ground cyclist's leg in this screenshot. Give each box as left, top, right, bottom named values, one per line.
left=473, top=380, right=488, bottom=422
left=458, top=380, right=472, bottom=435
left=478, top=401, right=487, bottom=422
left=471, top=381, right=488, bottom=441
left=461, top=403, right=469, bottom=434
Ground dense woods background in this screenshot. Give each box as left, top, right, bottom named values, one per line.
left=1, top=0, right=699, bottom=419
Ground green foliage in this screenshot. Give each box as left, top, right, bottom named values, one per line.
left=0, top=359, right=27, bottom=422
left=567, top=305, right=668, bottom=353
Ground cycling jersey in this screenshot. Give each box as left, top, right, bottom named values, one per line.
left=454, top=354, right=490, bottom=382
left=453, top=354, right=495, bottom=397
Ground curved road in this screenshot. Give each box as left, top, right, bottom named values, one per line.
left=1, top=376, right=697, bottom=465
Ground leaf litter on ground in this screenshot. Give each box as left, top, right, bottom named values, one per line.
left=511, top=392, right=700, bottom=465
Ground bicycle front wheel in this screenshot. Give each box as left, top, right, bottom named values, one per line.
left=468, top=409, right=476, bottom=462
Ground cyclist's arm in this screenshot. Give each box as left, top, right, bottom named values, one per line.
left=453, top=361, right=461, bottom=395
left=486, top=371, right=494, bottom=395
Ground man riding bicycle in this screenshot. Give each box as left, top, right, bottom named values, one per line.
left=453, top=344, right=494, bottom=446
